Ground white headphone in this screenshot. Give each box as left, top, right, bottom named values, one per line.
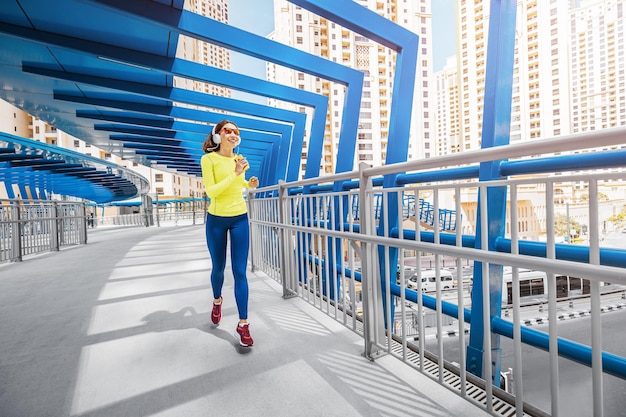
left=211, top=124, right=222, bottom=144
left=211, top=124, right=241, bottom=146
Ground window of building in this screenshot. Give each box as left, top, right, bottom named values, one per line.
left=155, top=174, right=163, bottom=182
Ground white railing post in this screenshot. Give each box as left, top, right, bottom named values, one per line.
left=589, top=179, right=604, bottom=417
left=278, top=181, right=297, bottom=298
left=79, top=202, right=87, bottom=244
left=479, top=185, right=493, bottom=412
left=10, top=202, right=22, bottom=261
left=546, top=182, right=560, bottom=416
left=51, top=202, right=60, bottom=252
left=359, top=162, right=385, bottom=359
left=247, top=189, right=257, bottom=273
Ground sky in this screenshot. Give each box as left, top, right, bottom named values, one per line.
left=229, top=0, right=457, bottom=76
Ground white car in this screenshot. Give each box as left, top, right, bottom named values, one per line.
left=406, top=269, right=455, bottom=291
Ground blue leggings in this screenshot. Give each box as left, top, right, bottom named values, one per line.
left=205, top=213, right=250, bottom=320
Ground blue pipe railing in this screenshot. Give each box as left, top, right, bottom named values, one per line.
left=393, top=229, right=626, bottom=270
left=304, top=251, right=626, bottom=380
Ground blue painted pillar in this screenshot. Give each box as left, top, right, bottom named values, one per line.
left=466, top=0, right=517, bottom=385
left=376, top=35, right=419, bottom=328
left=4, top=180, right=15, bottom=199
left=18, top=182, right=28, bottom=200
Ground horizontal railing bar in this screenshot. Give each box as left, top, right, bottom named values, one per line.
left=364, top=125, right=626, bottom=178
left=500, top=148, right=626, bottom=177
left=394, top=229, right=626, bottom=270
left=268, top=167, right=626, bottom=200
left=491, top=317, right=626, bottom=380
left=251, top=217, right=626, bottom=287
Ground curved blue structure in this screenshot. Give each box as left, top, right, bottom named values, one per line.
left=0, top=132, right=149, bottom=202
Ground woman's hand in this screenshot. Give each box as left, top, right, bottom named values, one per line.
left=248, top=176, right=259, bottom=188
left=234, top=155, right=249, bottom=175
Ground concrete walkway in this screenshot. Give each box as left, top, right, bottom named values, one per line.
left=0, top=224, right=491, bottom=417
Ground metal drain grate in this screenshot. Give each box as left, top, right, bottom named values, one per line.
left=388, top=339, right=543, bottom=417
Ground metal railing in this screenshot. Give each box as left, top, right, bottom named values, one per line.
left=92, top=210, right=206, bottom=228
left=0, top=200, right=208, bottom=263
left=247, top=128, right=626, bottom=417
left=0, top=199, right=87, bottom=262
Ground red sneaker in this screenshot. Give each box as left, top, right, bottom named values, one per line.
left=236, top=323, right=254, bottom=347
left=211, top=298, right=222, bottom=325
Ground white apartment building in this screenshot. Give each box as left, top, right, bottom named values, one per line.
left=570, top=0, right=626, bottom=135
left=269, top=0, right=434, bottom=176
left=453, top=0, right=572, bottom=151
left=441, top=0, right=626, bottom=149
left=434, top=56, right=461, bottom=156
left=433, top=0, right=626, bottom=239
left=177, top=0, right=232, bottom=97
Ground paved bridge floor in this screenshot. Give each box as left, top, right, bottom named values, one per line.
left=0, top=224, right=491, bottom=417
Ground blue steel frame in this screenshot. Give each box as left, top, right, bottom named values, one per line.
left=467, top=0, right=518, bottom=383
left=22, top=63, right=305, bottom=181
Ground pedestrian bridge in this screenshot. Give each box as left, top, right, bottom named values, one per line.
left=2, top=1, right=626, bottom=416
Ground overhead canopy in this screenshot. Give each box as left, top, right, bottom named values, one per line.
left=0, top=132, right=149, bottom=203
left=0, top=0, right=419, bottom=202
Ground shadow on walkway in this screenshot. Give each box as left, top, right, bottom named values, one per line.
left=0, top=225, right=489, bottom=417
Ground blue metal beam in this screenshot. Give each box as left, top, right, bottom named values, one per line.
left=467, top=0, right=518, bottom=384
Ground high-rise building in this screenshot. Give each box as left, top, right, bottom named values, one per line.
left=434, top=56, right=461, bottom=156
left=177, top=0, right=232, bottom=97
left=438, top=0, right=626, bottom=151
left=269, top=0, right=434, bottom=175
left=570, top=0, right=626, bottom=134
left=435, top=0, right=626, bottom=239
left=453, top=0, right=572, bottom=151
